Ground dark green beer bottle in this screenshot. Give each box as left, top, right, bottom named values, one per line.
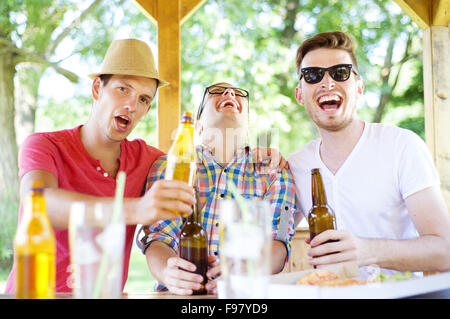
left=179, top=187, right=208, bottom=295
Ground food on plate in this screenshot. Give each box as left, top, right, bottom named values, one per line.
left=296, top=269, right=339, bottom=285
left=296, top=269, right=366, bottom=287
left=317, top=278, right=367, bottom=287
left=374, top=271, right=412, bottom=282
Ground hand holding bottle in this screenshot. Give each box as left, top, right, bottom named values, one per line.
left=306, top=229, right=367, bottom=268
left=161, top=254, right=220, bottom=295
left=135, top=179, right=195, bottom=225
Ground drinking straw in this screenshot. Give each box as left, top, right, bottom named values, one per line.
left=92, top=171, right=126, bottom=298
left=111, top=171, right=126, bottom=223
left=226, top=180, right=255, bottom=277
left=226, top=180, right=250, bottom=223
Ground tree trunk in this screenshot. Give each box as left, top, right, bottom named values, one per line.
left=372, top=33, right=414, bottom=123
left=372, top=35, right=395, bottom=123
left=15, top=64, right=44, bottom=146
left=281, top=1, right=301, bottom=45
left=0, top=47, right=19, bottom=202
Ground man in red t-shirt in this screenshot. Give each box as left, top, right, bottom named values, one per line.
left=5, top=39, right=196, bottom=293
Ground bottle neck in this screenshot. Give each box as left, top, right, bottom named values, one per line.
left=189, top=206, right=199, bottom=224
left=180, top=117, right=194, bottom=134
left=28, top=189, right=46, bottom=216
left=311, top=172, right=328, bottom=206
left=191, top=188, right=201, bottom=224
left=170, top=122, right=194, bottom=159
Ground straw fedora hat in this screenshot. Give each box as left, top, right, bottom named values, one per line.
left=88, top=38, right=169, bottom=88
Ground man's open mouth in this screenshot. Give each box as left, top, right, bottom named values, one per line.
left=115, top=115, right=130, bottom=129
left=217, top=99, right=240, bottom=113
left=317, top=94, right=343, bottom=111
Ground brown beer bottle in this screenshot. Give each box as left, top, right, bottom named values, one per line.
left=14, top=182, right=56, bottom=299
left=179, top=187, right=208, bottom=295
left=307, top=168, right=336, bottom=241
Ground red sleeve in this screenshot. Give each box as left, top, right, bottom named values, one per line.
left=18, top=133, right=59, bottom=180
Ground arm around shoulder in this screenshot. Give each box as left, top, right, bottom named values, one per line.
left=266, top=168, right=297, bottom=272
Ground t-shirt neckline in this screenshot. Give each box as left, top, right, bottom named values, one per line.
left=315, top=121, right=369, bottom=179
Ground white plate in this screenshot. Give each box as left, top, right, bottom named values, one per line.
left=268, top=270, right=450, bottom=299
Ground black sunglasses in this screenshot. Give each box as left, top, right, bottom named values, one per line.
left=299, top=64, right=358, bottom=84
left=196, top=85, right=250, bottom=120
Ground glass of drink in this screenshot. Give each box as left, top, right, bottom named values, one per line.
left=68, top=202, right=125, bottom=299
left=218, top=198, right=272, bottom=299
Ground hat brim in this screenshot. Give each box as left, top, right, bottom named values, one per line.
left=88, top=71, right=169, bottom=88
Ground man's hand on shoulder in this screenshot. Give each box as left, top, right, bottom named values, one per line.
left=252, top=147, right=289, bottom=174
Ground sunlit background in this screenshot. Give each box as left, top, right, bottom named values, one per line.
left=1, top=0, right=424, bottom=292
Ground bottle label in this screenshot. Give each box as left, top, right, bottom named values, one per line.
left=165, top=159, right=196, bottom=186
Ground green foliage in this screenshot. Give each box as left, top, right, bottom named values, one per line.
left=0, top=193, right=19, bottom=277
left=375, top=271, right=412, bottom=282
left=179, top=0, right=424, bottom=156
left=391, top=62, right=424, bottom=106
left=36, top=95, right=91, bottom=131
left=398, top=116, right=425, bottom=140
left=32, top=0, right=425, bottom=155
left=123, top=245, right=156, bottom=293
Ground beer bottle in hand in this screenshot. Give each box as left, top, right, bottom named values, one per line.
left=14, top=182, right=56, bottom=299
left=179, top=187, right=208, bottom=295
left=165, top=111, right=196, bottom=185
left=165, top=111, right=196, bottom=216
left=308, top=168, right=336, bottom=241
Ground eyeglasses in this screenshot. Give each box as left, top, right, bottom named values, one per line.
left=196, top=85, right=249, bottom=120
left=299, top=64, right=358, bottom=84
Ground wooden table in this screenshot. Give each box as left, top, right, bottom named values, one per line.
left=0, top=292, right=222, bottom=317
left=0, top=292, right=217, bottom=299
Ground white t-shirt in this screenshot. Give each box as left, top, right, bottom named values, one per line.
left=288, top=122, right=440, bottom=275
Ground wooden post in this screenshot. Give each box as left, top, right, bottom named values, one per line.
left=282, top=227, right=313, bottom=273
left=157, top=0, right=181, bottom=153
left=133, top=0, right=206, bottom=152
left=423, top=26, right=450, bottom=209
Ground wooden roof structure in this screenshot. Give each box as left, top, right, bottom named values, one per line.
left=394, top=0, right=450, bottom=28
left=132, top=0, right=207, bottom=153
left=394, top=0, right=450, bottom=208
left=132, top=0, right=450, bottom=207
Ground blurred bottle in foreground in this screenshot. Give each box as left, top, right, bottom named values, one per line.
left=14, top=182, right=56, bottom=299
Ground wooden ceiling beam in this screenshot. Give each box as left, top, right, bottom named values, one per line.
left=394, top=0, right=450, bottom=29
left=181, top=0, right=207, bottom=24
left=432, top=0, right=450, bottom=26
left=132, top=0, right=157, bottom=25
left=132, top=0, right=208, bottom=25
left=394, top=0, right=431, bottom=29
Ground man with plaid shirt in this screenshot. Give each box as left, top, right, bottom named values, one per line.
left=137, top=82, right=296, bottom=295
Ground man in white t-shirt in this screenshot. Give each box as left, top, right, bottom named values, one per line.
left=288, top=31, right=450, bottom=275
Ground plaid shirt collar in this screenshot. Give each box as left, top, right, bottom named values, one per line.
left=197, top=143, right=251, bottom=166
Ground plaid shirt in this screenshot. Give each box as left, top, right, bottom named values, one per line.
left=137, top=144, right=296, bottom=291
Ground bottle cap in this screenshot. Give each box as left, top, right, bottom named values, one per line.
left=181, top=111, right=193, bottom=123
left=31, top=181, right=44, bottom=189
left=311, top=168, right=321, bottom=174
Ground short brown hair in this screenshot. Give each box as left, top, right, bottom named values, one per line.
left=99, top=74, right=113, bottom=86
left=296, top=31, right=359, bottom=75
